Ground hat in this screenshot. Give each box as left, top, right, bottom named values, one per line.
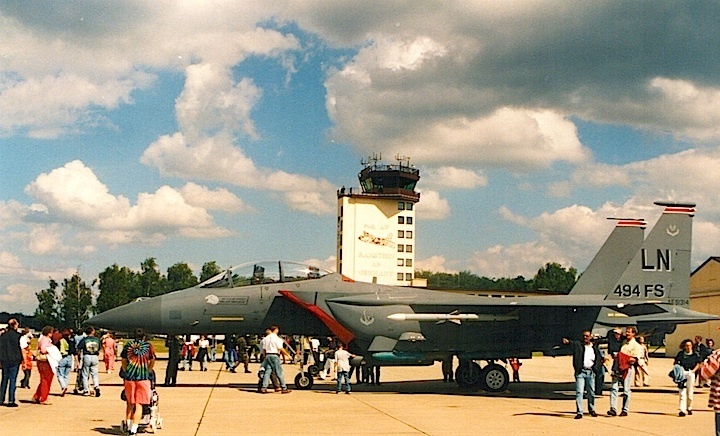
left=612, top=327, right=623, bottom=334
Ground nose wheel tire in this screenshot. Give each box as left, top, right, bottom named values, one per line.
left=294, top=372, right=314, bottom=390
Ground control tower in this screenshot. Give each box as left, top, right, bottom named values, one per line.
left=336, top=154, right=421, bottom=286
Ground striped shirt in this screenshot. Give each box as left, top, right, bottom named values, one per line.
left=701, top=348, right=720, bottom=411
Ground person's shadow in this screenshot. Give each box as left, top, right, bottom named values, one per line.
left=91, top=425, right=123, bottom=435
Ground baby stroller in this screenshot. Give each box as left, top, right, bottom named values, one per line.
left=121, top=370, right=164, bottom=433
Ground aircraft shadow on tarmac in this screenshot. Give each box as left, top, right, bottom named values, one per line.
left=100, top=380, right=678, bottom=401
left=216, top=380, right=677, bottom=400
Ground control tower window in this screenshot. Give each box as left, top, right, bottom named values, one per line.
left=397, top=258, right=404, bottom=266
left=398, top=201, right=405, bottom=210
left=405, top=259, right=413, bottom=267
left=398, top=216, right=405, bottom=224
left=405, top=245, right=412, bottom=253
left=406, top=217, right=413, bottom=225
left=398, top=230, right=405, bottom=238
left=398, top=245, right=404, bottom=252
left=406, top=231, right=413, bottom=239
left=397, top=272, right=404, bottom=281
left=405, top=273, right=413, bottom=281
left=407, top=203, right=413, bottom=210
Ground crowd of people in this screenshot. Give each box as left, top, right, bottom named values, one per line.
left=0, top=320, right=125, bottom=407
left=562, top=325, right=720, bottom=431
left=7, top=318, right=720, bottom=435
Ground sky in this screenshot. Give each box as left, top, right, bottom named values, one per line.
left=2, top=2, right=720, bottom=315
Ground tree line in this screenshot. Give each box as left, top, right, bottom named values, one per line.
left=415, top=262, right=578, bottom=294
left=34, top=257, right=223, bottom=331
left=34, top=259, right=577, bottom=330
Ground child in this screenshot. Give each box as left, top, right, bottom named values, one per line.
left=334, top=342, right=355, bottom=394
left=20, top=339, right=34, bottom=388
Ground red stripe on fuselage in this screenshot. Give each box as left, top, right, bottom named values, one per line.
left=279, top=290, right=355, bottom=345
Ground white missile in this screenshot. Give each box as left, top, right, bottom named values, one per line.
left=387, top=312, right=518, bottom=324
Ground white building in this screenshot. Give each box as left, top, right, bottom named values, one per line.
left=336, top=158, right=421, bottom=286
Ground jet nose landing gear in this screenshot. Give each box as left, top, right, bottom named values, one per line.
left=456, top=360, right=509, bottom=393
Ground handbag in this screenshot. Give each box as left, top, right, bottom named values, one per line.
left=36, top=352, right=48, bottom=362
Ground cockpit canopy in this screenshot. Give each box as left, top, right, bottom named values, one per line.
left=198, top=261, right=332, bottom=289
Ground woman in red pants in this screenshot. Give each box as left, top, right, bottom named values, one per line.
left=33, top=326, right=55, bottom=404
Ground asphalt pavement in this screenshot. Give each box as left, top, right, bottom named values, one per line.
left=0, top=354, right=715, bottom=435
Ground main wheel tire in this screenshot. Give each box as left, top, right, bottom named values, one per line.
left=294, top=372, right=314, bottom=390
left=482, top=363, right=509, bottom=393
left=455, top=361, right=482, bottom=390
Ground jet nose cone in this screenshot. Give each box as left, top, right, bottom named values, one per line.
left=90, top=297, right=162, bottom=333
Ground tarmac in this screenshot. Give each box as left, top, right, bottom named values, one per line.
left=0, top=354, right=716, bottom=435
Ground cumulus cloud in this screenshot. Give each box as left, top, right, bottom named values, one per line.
left=569, top=148, right=720, bottom=219
left=0, top=3, right=296, bottom=138
left=470, top=201, right=652, bottom=278
left=415, top=190, right=450, bottom=220
left=0, top=283, right=39, bottom=314
left=23, top=160, right=232, bottom=244
left=415, top=255, right=458, bottom=274
left=176, top=64, right=261, bottom=140
left=179, top=182, right=253, bottom=213
left=140, top=59, right=337, bottom=215
left=0, top=251, right=23, bottom=275
left=422, top=167, right=487, bottom=190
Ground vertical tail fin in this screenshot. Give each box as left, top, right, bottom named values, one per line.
left=609, top=201, right=695, bottom=306
left=570, top=218, right=646, bottom=295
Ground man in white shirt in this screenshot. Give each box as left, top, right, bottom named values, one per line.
left=334, top=342, right=355, bottom=394
left=563, top=330, right=602, bottom=419
left=259, top=326, right=290, bottom=394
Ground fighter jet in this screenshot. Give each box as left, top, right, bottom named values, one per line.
left=90, top=201, right=716, bottom=392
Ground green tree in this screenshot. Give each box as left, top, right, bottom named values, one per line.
left=59, top=273, right=94, bottom=330
left=96, top=264, right=139, bottom=313
left=34, top=278, right=60, bottom=326
left=167, top=262, right=198, bottom=292
left=200, top=261, right=222, bottom=282
left=139, top=257, right=168, bottom=297
left=533, top=262, right=577, bottom=294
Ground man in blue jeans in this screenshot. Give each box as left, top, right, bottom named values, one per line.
left=258, top=326, right=291, bottom=394
left=0, top=318, right=23, bottom=407
left=563, top=330, right=603, bottom=419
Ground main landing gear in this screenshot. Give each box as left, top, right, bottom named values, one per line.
left=455, top=360, right=509, bottom=393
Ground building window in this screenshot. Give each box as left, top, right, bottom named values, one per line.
left=406, top=216, right=413, bottom=225
left=398, top=216, right=405, bottom=224
left=405, top=259, right=413, bottom=267
left=406, top=245, right=412, bottom=253
left=398, top=230, right=405, bottom=238
left=406, top=231, right=412, bottom=239
left=397, top=258, right=404, bottom=266
left=407, top=203, right=413, bottom=210
left=398, top=245, right=404, bottom=252
left=397, top=273, right=404, bottom=280
left=398, top=201, right=405, bottom=210
left=405, top=273, right=413, bottom=281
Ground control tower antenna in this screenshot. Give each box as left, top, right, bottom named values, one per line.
left=361, top=152, right=382, bottom=167
left=395, top=154, right=412, bottom=168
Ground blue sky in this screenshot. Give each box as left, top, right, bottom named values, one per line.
left=2, top=2, right=720, bottom=314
